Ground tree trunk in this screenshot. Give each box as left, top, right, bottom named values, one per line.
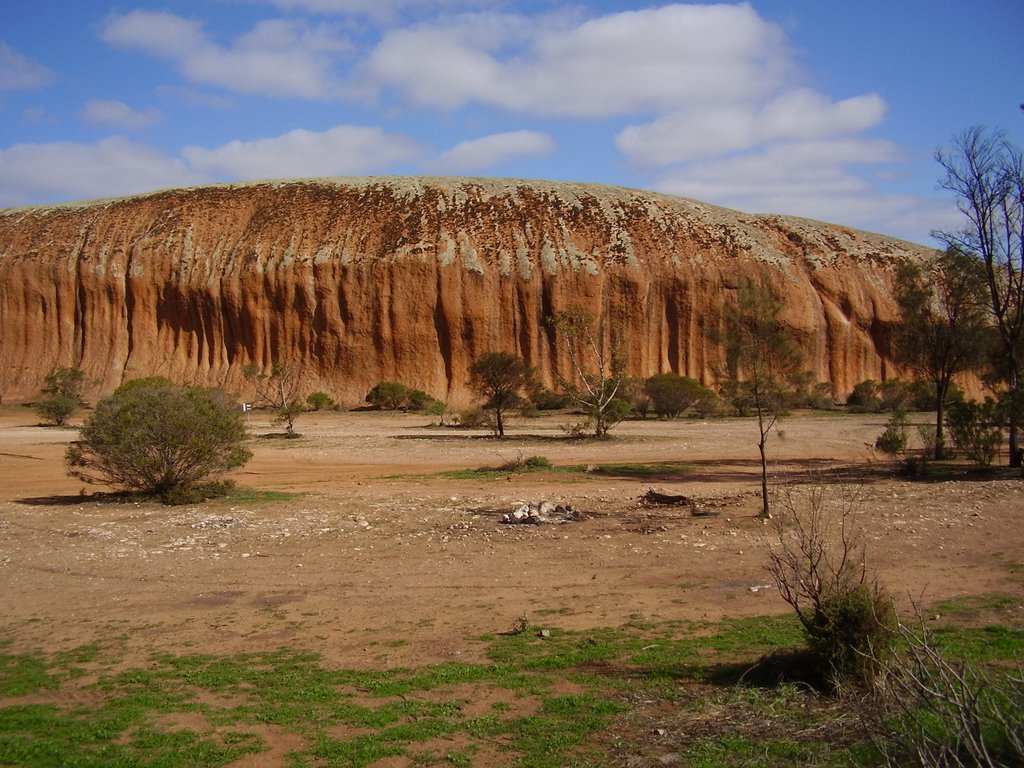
left=935, top=378, right=947, bottom=461
left=758, top=435, right=769, bottom=519
left=1010, top=364, right=1021, bottom=467
left=756, top=406, right=770, bottom=518
left=495, top=407, right=505, bottom=437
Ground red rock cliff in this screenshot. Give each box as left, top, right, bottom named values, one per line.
left=0, top=177, right=930, bottom=405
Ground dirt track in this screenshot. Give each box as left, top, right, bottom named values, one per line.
left=1, top=410, right=1022, bottom=671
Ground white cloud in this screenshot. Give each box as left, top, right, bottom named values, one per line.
left=0, top=123, right=428, bottom=206
left=0, top=137, right=200, bottom=207
left=427, top=130, right=555, bottom=173
left=647, top=138, right=959, bottom=239
left=80, top=99, right=161, bottom=130
left=264, top=0, right=497, bottom=19
left=182, top=125, right=424, bottom=178
left=101, top=11, right=207, bottom=60
left=368, top=5, right=794, bottom=117
left=0, top=42, right=55, bottom=91
left=101, top=12, right=351, bottom=99
left=616, top=90, right=888, bottom=165
left=653, top=139, right=903, bottom=202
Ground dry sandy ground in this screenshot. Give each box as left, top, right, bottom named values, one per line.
left=1, top=408, right=1022, bottom=675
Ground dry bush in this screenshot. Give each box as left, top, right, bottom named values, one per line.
left=864, top=607, right=1024, bottom=767
left=765, top=481, right=897, bottom=690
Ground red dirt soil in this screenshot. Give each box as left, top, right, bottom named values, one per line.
left=2, top=409, right=1021, bottom=675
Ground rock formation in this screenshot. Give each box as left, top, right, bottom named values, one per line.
left=0, top=177, right=931, bottom=405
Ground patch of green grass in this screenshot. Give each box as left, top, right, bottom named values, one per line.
left=437, top=459, right=693, bottom=482
left=932, top=624, right=1024, bottom=663
left=0, top=653, right=59, bottom=697
left=581, top=461, right=693, bottom=480
left=218, top=486, right=301, bottom=503
left=681, top=733, right=852, bottom=768
left=4, top=599, right=1022, bottom=768
left=932, top=592, right=1020, bottom=618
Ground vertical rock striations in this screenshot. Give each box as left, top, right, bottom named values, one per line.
left=0, top=177, right=931, bottom=404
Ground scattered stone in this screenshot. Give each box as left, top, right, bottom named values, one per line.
left=501, top=501, right=581, bottom=525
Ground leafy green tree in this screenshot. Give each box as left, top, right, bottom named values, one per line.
left=723, top=278, right=806, bottom=518
left=946, top=398, right=1004, bottom=467
left=550, top=305, right=629, bottom=438
left=468, top=352, right=532, bottom=437
left=935, top=127, right=1024, bottom=466
left=243, top=361, right=304, bottom=436
left=846, top=380, right=882, bottom=413
left=644, top=373, right=713, bottom=418
left=34, top=366, right=85, bottom=426
left=366, top=381, right=410, bottom=410
left=405, top=388, right=444, bottom=413
left=306, top=391, right=336, bottom=411
left=66, top=378, right=251, bottom=502
left=892, top=249, right=992, bottom=459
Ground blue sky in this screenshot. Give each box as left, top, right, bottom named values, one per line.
left=1, top=1, right=1020, bottom=243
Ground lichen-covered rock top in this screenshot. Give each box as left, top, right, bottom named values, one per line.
left=0, top=176, right=932, bottom=404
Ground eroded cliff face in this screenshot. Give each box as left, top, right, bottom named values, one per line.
left=0, top=177, right=931, bottom=405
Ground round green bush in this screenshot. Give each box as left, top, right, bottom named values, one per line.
left=808, top=582, right=898, bottom=689
left=66, top=378, right=252, bottom=503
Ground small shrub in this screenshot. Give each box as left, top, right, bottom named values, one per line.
left=875, top=410, right=909, bottom=459
left=405, top=391, right=442, bottom=415
left=787, top=372, right=836, bottom=410
left=602, top=397, right=632, bottom=432
left=523, top=455, right=551, bottom=469
left=916, top=424, right=938, bottom=460
left=946, top=398, right=1004, bottom=467
left=457, top=408, right=492, bottom=429
left=799, top=382, right=837, bottom=410
left=496, top=454, right=551, bottom=472
left=644, top=373, right=715, bottom=418
left=34, top=366, right=86, bottom=426
left=34, top=393, right=81, bottom=427
left=66, top=378, right=251, bottom=504
left=848, top=380, right=883, bottom=412
left=909, top=379, right=965, bottom=412
left=721, top=379, right=756, bottom=416
left=560, top=419, right=592, bottom=439
left=879, top=379, right=914, bottom=411
left=366, top=381, right=410, bottom=410
left=306, top=391, right=336, bottom=411
left=808, top=582, right=898, bottom=690
left=365, top=382, right=443, bottom=413
left=766, top=483, right=897, bottom=691
left=162, top=480, right=237, bottom=506
left=530, top=387, right=571, bottom=411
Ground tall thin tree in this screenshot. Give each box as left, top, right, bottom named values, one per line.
left=935, top=127, right=1024, bottom=466
left=892, top=249, right=992, bottom=459
left=723, top=278, right=806, bottom=518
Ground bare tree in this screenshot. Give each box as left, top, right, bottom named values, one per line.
left=550, top=305, right=629, bottom=438
left=935, top=127, right=1024, bottom=466
left=243, top=361, right=304, bottom=436
left=723, top=278, right=805, bottom=517
left=892, top=248, right=993, bottom=459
